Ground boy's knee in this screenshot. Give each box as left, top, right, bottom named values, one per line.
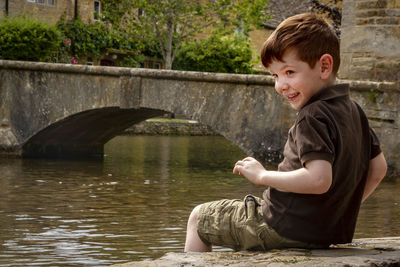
left=189, top=204, right=202, bottom=223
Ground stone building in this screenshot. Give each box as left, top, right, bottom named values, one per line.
left=340, top=0, right=400, bottom=83
left=0, top=0, right=100, bottom=24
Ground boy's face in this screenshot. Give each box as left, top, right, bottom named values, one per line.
left=269, top=49, right=327, bottom=110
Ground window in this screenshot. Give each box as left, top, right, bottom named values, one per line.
left=47, top=0, right=55, bottom=5
left=138, top=8, right=144, bottom=16
left=87, top=57, right=94, bottom=66
left=94, top=0, right=101, bottom=20
left=27, top=0, right=35, bottom=3
left=37, top=0, right=44, bottom=4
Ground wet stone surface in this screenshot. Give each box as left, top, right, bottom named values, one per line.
left=114, top=237, right=400, bottom=267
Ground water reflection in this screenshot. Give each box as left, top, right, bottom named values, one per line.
left=0, top=136, right=398, bottom=266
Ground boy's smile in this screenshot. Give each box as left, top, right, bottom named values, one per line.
left=269, top=49, right=332, bottom=110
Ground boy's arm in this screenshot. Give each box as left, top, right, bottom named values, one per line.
left=361, top=152, right=387, bottom=203
left=233, top=157, right=332, bottom=194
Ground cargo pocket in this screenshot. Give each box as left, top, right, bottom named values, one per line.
left=236, top=195, right=267, bottom=251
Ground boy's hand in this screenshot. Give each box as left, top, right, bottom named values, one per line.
left=233, top=157, right=267, bottom=186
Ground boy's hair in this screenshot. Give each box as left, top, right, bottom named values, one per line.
left=261, top=13, right=340, bottom=75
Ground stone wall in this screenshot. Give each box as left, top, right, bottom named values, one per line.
left=0, top=0, right=95, bottom=24
left=340, top=0, right=400, bottom=83
left=0, top=0, right=4, bottom=15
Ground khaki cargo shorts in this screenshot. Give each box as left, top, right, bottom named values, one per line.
left=197, top=195, right=324, bottom=251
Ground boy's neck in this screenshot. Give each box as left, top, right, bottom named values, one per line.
left=315, top=77, right=337, bottom=94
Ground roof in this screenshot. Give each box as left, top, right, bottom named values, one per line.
left=263, top=0, right=312, bottom=29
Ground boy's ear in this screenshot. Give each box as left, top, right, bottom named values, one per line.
left=319, top=54, right=333, bottom=80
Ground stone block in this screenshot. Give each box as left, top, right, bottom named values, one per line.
left=356, top=0, right=388, bottom=9
left=351, top=66, right=376, bottom=80
left=356, top=18, right=376, bottom=25
left=352, top=57, right=375, bottom=67
left=340, top=26, right=376, bottom=52
left=375, top=17, right=400, bottom=24
left=341, top=0, right=356, bottom=27
left=338, top=52, right=352, bottom=79
left=388, top=0, right=400, bottom=8
left=375, top=58, right=400, bottom=81
left=341, top=25, right=400, bottom=59
left=386, top=7, right=400, bottom=15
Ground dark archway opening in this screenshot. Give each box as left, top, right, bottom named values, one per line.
left=22, top=107, right=165, bottom=159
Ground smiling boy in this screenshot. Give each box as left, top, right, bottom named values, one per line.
left=184, top=13, right=387, bottom=252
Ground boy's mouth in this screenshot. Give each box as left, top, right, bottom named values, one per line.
left=286, top=92, right=300, bottom=102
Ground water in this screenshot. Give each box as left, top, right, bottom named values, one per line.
left=0, top=135, right=399, bottom=266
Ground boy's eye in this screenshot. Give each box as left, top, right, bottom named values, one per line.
left=286, top=70, right=294, bottom=75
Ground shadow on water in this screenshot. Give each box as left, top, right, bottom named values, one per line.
left=0, top=135, right=398, bottom=266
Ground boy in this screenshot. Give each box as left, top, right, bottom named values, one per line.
left=184, top=13, right=387, bottom=252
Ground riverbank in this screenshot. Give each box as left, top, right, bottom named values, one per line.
left=123, top=118, right=218, bottom=136
left=114, top=237, right=400, bottom=266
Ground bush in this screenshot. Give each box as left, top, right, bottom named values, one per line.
left=118, top=52, right=145, bottom=68
left=173, top=34, right=253, bottom=74
left=56, top=17, right=144, bottom=67
left=57, top=18, right=113, bottom=59
left=0, top=16, right=60, bottom=61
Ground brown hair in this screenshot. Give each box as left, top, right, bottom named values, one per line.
left=261, top=13, right=340, bottom=74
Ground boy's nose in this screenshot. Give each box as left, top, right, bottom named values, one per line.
left=275, top=79, right=289, bottom=94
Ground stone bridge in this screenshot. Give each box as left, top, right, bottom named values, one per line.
left=0, top=60, right=399, bottom=176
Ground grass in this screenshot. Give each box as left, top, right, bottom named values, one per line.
left=146, top=118, right=194, bottom=123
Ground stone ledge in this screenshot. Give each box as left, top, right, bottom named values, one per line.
left=113, top=237, right=400, bottom=267
left=123, top=120, right=218, bottom=136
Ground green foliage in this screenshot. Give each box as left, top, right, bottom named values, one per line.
left=368, top=88, right=380, bottom=104
left=57, top=17, right=113, bottom=58
left=209, top=0, right=271, bottom=34
left=118, top=52, right=145, bottom=68
left=55, top=17, right=144, bottom=67
left=123, top=0, right=269, bottom=69
left=173, top=34, right=253, bottom=74
left=0, top=16, right=60, bottom=61
left=100, top=0, right=132, bottom=25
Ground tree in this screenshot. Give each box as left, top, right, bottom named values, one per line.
left=116, top=0, right=269, bottom=69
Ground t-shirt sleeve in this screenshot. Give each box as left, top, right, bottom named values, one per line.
left=369, top=127, right=381, bottom=159
left=295, top=114, right=335, bottom=167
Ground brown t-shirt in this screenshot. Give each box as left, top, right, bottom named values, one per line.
left=262, top=83, right=381, bottom=246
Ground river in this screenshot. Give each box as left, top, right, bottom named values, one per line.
left=0, top=135, right=399, bottom=266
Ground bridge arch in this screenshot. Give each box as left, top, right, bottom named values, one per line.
left=22, top=107, right=165, bottom=158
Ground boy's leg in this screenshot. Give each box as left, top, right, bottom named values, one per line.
left=184, top=204, right=212, bottom=252
left=185, top=197, right=327, bottom=252
left=188, top=196, right=268, bottom=252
